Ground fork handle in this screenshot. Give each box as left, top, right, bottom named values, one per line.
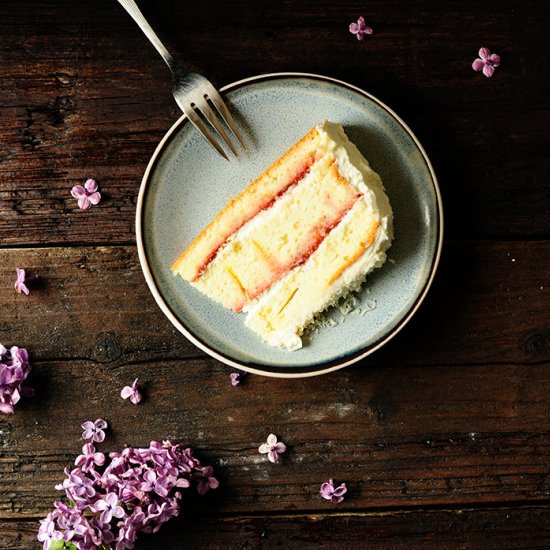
left=117, top=0, right=175, bottom=69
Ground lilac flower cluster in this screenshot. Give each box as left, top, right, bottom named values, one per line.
left=38, top=440, right=218, bottom=549
left=0, top=344, right=33, bottom=414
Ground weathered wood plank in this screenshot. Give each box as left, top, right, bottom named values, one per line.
left=0, top=245, right=200, bottom=362
left=0, top=243, right=547, bottom=515
left=1, top=240, right=548, bottom=366
left=0, top=0, right=548, bottom=245
left=1, top=355, right=550, bottom=516
left=2, top=505, right=550, bottom=549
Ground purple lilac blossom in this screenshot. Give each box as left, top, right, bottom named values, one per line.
left=81, top=418, right=108, bottom=443
left=55, top=506, right=88, bottom=541
left=320, top=479, right=347, bottom=503
left=71, top=178, right=101, bottom=210
left=37, top=514, right=64, bottom=550
left=0, top=344, right=33, bottom=415
left=349, top=16, right=373, bottom=41
left=14, top=268, right=30, bottom=295
left=194, top=466, right=220, bottom=495
left=94, top=492, right=126, bottom=524
left=39, top=440, right=218, bottom=548
left=472, top=47, right=501, bottom=78
left=75, top=443, right=106, bottom=473
left=258, top=434, right=287, bottom=463
left=56, top=468, right=97, bottom=502
left=120, top=378, right=142, bottom=404
left=230, top=371, right=247, bottom=386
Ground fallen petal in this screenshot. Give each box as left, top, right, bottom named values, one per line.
left=489, top=53, right=501, bottom=66
left=84, top=179, right=98, bottom=193
left=130, top=391, right=142, bottom=404
left=78, top=196, right=91, bottom=210
left=268, top=450, right=279, bottom=463
left=70, top=185, right=86, bottom=199
left=88, top=192, right=101, bottom=205
left=333, top=484, right=347, bottom=497
left=478, top=47, right=490, bottom=60
left=472, top=58, right=485, bottom=72
left=120, top=386, right=134, bottom=399
left=483, top=64, right=495, bottom=78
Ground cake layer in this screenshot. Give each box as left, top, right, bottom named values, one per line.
left=191, top=155, right=361, bottom=312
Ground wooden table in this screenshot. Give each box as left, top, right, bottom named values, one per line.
left=1, top=1, right=549, bottom=547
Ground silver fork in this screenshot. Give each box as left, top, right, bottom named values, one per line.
left=117, top=0, right=246, bottom=160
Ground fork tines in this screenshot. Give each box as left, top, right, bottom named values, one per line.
left=179, top=86, right=246, bottom=161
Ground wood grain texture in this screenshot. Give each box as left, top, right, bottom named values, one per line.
left=1, top=240, right=549, bottom=366
left=0, top=0, right=548, bottom=246
left=2, top=506, right=550, bottom=549
left=1, top=349, right=550, bottom=516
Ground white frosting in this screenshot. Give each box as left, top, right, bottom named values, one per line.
left=318, top=120, right=393, bottom=290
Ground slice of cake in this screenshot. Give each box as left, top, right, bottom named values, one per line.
left=172, top=120, right=393, bottom=350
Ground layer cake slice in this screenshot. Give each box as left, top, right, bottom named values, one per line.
left=172, top=121, right=393, bottom=350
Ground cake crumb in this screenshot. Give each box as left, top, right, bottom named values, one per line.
left=338, top=294, right=358, bottom=315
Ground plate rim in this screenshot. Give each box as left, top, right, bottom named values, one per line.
left=135, top=71, right=444, bottom=378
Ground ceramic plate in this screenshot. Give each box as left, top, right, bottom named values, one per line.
left=136, top=73, right=443, bottom=378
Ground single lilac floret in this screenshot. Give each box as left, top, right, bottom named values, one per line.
left=14, top=268, right=30, bottom=295
left=194, top=466, right=220, bottom=495
left=75, top=443, right=106, bottom=472
left=258, top=434, right=287, bottom=463
left=56, top=469, right=97, bottom=501
left=120, top=378, right=142, bottom=404
left=349, top=16, right=373, bottom=41
left=94, top=492, right=126, bottom=524
left=230, top=372, right=247, bottom=386
left=82, top=418, right=108, bottom=443
left=320, top=479, right=347, bottom=503
left=472, top=47, right=501, bottom=78
left=71, top=178, right=101, bottom=210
